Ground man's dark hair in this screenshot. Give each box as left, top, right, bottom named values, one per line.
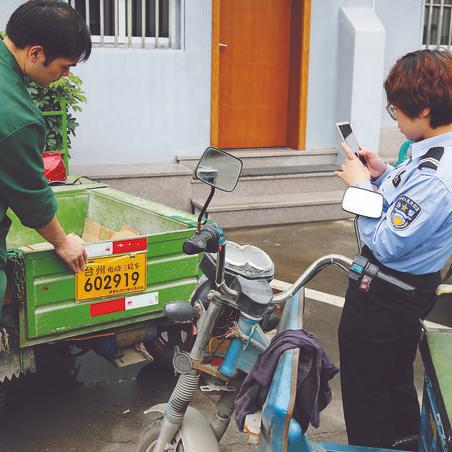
left=384, top=49, right=452, bottom=128
left=6, top=0, right=91, bottom=64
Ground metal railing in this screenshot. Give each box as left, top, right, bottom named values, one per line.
left=424, top=0, right=452, bottom=49
left=66, top=0, right=182, bottom=49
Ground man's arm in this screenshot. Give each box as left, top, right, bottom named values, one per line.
left=36, top=216, right=87, bottom=272
left=0, top=123, right=87, bottom=272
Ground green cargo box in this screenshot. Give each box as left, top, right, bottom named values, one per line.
left=6, top=181, right=199, bottom=348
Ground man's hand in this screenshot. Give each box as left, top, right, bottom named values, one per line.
left=358, top=147, right=387, bottom=180
left=54, top=235, right=87, bottom=272
left=36, top=216, right=87, bottom=272
left=335, top=143, right=370, bottom=186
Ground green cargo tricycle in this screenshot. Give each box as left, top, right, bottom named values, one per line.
left=0, top=178, right=200, bottom=410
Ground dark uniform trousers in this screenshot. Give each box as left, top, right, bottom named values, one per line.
left=338, top=246, right=440, bottom=449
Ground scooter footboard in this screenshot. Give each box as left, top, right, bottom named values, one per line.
left=257, top=293, right=313, bottom=452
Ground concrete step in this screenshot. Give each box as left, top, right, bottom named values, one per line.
left=191, top=191, right=350, bottom=228
left=178, top=148, right=339, bottom=169
left=241, top=164, right=339, bottom=176
left=72, top=162, right=194, bottom=212
left=192, top=169, right=345, bottom=200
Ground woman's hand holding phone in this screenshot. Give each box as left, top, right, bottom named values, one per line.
left=356, top=147, right=387, bottom=179
left=335, top=143, right=371, bottom=186
left=334, top=121, right=388, bottom=185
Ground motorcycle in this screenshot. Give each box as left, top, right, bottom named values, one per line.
left=135, top=147, right=451, bottom=452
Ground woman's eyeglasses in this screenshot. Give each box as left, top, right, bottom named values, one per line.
left=386, top=104, right=397, bottom=121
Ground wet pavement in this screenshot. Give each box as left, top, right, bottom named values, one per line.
left=1, top=219, right=451, bottom=451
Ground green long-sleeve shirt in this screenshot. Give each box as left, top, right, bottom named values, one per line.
left=0, top=39, right=57, bottom=277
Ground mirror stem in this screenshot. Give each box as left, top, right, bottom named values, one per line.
left=354, top=216, right=362, bottom=254
left=197, top=186, right=216, bottom=231
left=215, top=244, right=226, bottom=287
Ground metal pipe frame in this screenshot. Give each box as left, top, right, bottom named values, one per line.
left=141, top=0, right=146, bottom=48
left=84, top=0, right=90, bottom=28
left=272, top=254, right=353, bottom=304
left=424, top=0, right=452, bottom=48
left=100, top=0, right=105, bottom=45
left=155, top=0, right=160, bottom=48
left=189, top=295, right=223, bottom=362
left=437, top=0, right=445, bottom=46
left=66, top=0, right=176, bottom=49
left=127, top=0, right=132, bottom=47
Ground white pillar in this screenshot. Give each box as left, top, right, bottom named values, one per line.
left=337, top=6, right=386, bottom=152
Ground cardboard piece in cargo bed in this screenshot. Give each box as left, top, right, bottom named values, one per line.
left=81, top=218, right=139, bottom=242
left=18, top=219, right=140, bottom=252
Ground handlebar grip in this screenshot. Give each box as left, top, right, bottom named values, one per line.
left=377, top=271, right=416, bottom=294
left=183, top=230, right=214, bottom=255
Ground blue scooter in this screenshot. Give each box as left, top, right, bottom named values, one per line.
left=136, top=147, right=452, bottom=452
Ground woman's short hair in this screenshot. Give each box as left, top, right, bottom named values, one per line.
left=384, top=49, right=452, bottom=128
left=6, top=0, right=91, bottom=64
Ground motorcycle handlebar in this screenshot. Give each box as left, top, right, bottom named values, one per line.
left=271, top=254, right=416, bottom=304
left=377, top=271, right=416, bottom=294
left=183, top=229, right=216, bottom=255
left=272, top=254, right=353, bottom=304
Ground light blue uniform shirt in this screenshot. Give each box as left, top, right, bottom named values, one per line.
left=357, top=132, right=452, bottom=275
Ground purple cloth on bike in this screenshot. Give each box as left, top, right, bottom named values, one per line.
left=234, top=329, right=339, bottom=432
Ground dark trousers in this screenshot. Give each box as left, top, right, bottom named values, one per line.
left=338, top=247, right=440, bottom=449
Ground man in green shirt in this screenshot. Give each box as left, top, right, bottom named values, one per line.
left=0, top=1, right=92, bottom=311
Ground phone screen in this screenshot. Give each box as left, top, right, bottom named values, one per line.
left=338, top=123, right=360, bottom=154
left=337, top=122, right=366, bottom=164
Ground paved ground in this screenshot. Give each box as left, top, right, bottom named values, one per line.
left=1, top=219, right=451, bottom=451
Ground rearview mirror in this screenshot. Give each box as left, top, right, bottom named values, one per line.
left=342, top=186, right=383, bottom=218
left=195, top=147, right=243, bottom=192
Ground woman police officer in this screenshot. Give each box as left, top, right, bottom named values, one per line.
left=335, top=49, right=452, bottom=449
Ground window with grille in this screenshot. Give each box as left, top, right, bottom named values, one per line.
left=423, top=0, right=452, bottom=48
left=66, top=0, right=183, bottom=49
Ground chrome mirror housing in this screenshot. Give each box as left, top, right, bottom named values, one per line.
left=342, top=186, right=384, bottom=219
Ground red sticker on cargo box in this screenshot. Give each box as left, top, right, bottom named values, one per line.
left=90, top=292, right=159, bottom=317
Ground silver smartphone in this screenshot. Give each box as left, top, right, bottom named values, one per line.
left=336, top=121, right=366, bottom=164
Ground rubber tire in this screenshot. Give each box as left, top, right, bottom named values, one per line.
left=0, top=382, right=7, bottom=416
left=135, top=418, right=184, bottom=452
left=145, top=324, right=194, bottom=368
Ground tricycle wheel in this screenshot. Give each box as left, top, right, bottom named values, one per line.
left=0, top=382, right=6, bottom=414
left=135, top=418, right=185, bottom=452
left=145, top=324, right=194, bottom=368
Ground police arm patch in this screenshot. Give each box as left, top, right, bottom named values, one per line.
left=391, top=195, right=421, bottom=230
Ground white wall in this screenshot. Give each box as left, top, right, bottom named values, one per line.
left=71, top=1, right=212, bottom=166
left=306, top=0, right=424, bottom=153
left=337, top=7, right=385, bottom=152
left=375, top=0, right=424, bottom=128
left=0, top=1, right=19, bottom=30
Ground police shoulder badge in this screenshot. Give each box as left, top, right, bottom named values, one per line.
left=391, top=195, right=421, bottom=230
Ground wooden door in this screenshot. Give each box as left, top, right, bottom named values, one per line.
left=215, top=0, right=292, bottom=149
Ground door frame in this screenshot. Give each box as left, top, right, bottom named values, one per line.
left=210, top=0, right=312, bottom=150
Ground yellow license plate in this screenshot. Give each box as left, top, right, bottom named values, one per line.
left=76, top=252, right=147, bottom=302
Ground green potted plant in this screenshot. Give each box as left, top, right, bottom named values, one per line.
left=27, top=74, right=87, bottom=156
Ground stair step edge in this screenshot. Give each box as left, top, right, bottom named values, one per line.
left=192, top=191, right=344, bottom=212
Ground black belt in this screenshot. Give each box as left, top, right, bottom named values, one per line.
left=348, top=246, right=441, bottom=297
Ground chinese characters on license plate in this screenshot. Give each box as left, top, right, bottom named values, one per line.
left=76, top=252, right=147, bottom=302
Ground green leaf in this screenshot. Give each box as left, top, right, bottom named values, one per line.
left=23, top=69, right=87, bottom=154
